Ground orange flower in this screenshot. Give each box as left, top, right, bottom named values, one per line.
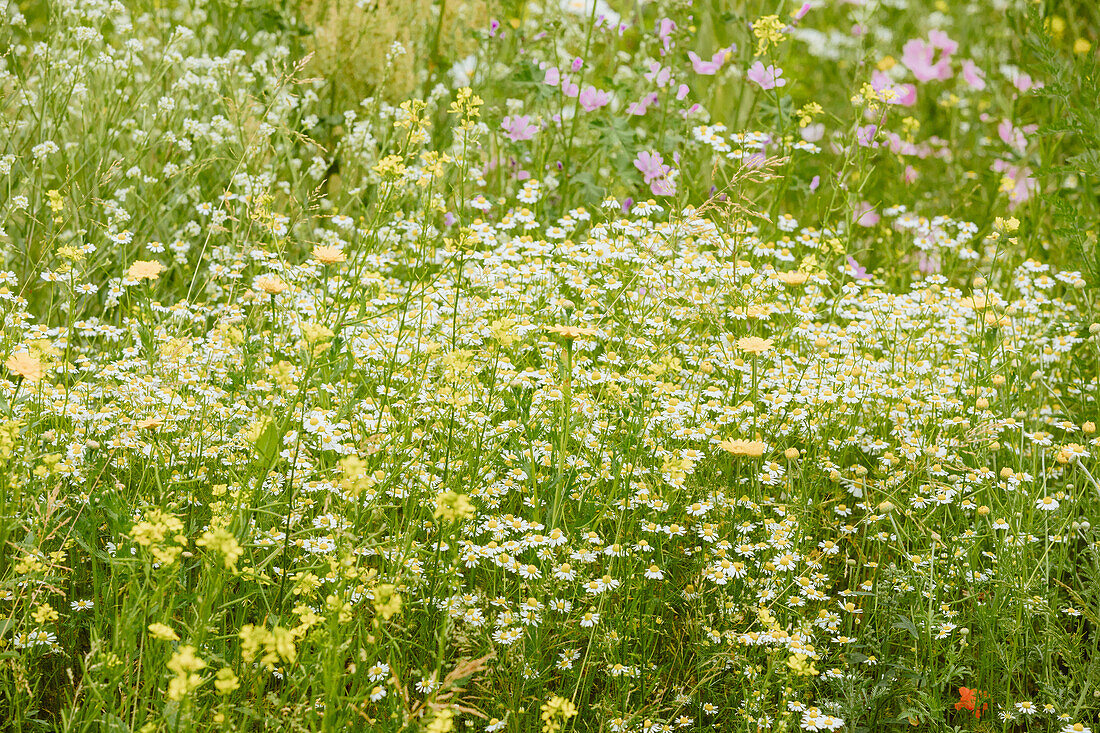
left=954, top=687, right=988, bottom=719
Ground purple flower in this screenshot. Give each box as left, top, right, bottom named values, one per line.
left=917, top=251, right=940, bottom=274
left=688, top=46, right=732, bottom=75
left=856, top=124, right=878, bottom=147
left=502, top=115, right=538, bottom=142
left=747, top=61, right=786, bottom=90
left=578, top=86, right=611, bottom=111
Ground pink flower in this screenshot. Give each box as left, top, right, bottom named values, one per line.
left=578, top=86, right=611, bottom=111
left=856, top=124, right=878, bottom=147
left=903, top=165, right=919, bottom=184
left=792, top=2, right=812, bottom=21
left=634, top=150, right=677, bottom=196
left=961, top=60, right=986, bottom=90
left=658, top=18, right=676, bottom=52
left=901, top=35, right=954, bottom=83
left=571, top=57, right=584, bottom=72
left=634, top=150, right=669, bottom=183
left=993, top=159, right=1038, bottom=207
left=688, top=46, right=732, bottom=75
left=852, top=201, right=880, bottom=227
left=917, top=251, right=940, bottom=274
left=1012, top=73, right=1043, bottom=93
left=543, top=66, right=560, bottom=86
left=562, top=79, right=579, bottom=98
left=871, top=70, right=916, bottom=106
left=627, top=92, right=659, bottom=116
left=927, top=29, right=958, bottom=55
left=645, top=62, right=672, bottom=87
left=502, top=115, right=538, bottom=142
left=846, top=256, right=871, bottom=280
left=747, top=61, right=786, bottom=90
left=650, top=177, right=677, bottom=196
left=997, top=119, right=1028, bottom=154
left=676, top=84, right=689, bottom=100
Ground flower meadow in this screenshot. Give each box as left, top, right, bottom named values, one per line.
left=2, top=0, right=1100, bottom=731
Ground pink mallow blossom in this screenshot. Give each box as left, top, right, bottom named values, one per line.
left=627, top=92, right=659, bottom=116
left=871, top=70, right=916, bottom=106
left=658, top=18, right=676, bottom=53
left=502, top=115, right=538, bottom=142
left=645, top=62, right=672, bottom=87
left=901, top=32, right=955, bottom=83
left=961, top=60, right=986, bottom=90
left=852, top=201, right=880, bottom=227
left=634, top=150, right=677, bottom=196
left=993, top=159, right=1038, bottom=207
left=747, top=61, right=786, bottom=90
left=578, top=86, right=611, bottom=111
left=688, top=46, right=733, bottom=75
left=846, top=256, right=872, bottom=280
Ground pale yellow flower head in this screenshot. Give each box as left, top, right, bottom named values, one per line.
left=312, top=245, right=347, bottom=265
left=736, top=336, right=774, bottom=354
left=148, top=622, right=180, bottom=641
left=5, top=352, right=44, bottom=383
left=718, top=439, right=767, bottom=458
left=255, top=274, right=288, bottom=295
left=126, top=260, right=164, bottom=282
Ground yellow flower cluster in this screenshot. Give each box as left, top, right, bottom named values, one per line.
left=195, top=527, right=244, bottom=570
left=752, top=15, right=787, bottom=56
left=129, top=510, right=187, bottom=567
left=433, top=490, right=475, bottom=522
left=166, top=645, right=206, bottom=701
left=239, top=624, right=298, bottom=670
left=541, top=695, right=577, bottom=733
